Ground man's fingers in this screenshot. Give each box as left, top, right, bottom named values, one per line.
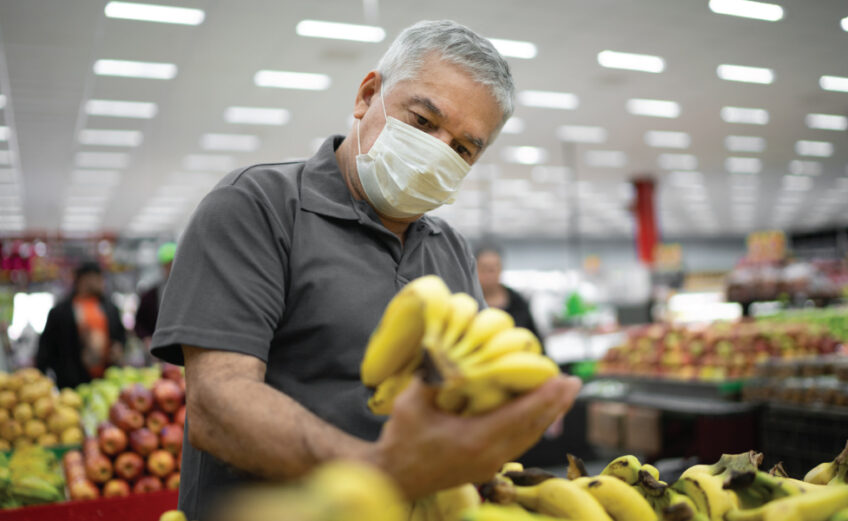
left=476, top=375, right=582, bottom=434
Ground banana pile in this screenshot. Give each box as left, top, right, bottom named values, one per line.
left=361, top=275, right=559, bottom=416
left=464, top=445, right=848, bottom=521
left=0, top=445, right=65, bottom=508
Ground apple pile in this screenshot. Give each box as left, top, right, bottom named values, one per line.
left=0, top=368, right=84, bottom=451
left=64, top=366, right=185, bottom=500
left=597, top=321, right=841, bottom=382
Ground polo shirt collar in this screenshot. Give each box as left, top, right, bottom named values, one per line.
left=300, top=135, right=442, bottom=235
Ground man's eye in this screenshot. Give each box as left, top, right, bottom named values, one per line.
left=414, top=114, right=432, bottom=128
left=455, top=144, right=470, bottom=157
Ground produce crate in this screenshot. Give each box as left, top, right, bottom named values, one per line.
left=759, top=402, right=848, bottom=477
left=0, top=490, right=177, bottom=521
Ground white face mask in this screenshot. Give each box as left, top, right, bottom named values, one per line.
left=355, top=93, right=471, bottom=219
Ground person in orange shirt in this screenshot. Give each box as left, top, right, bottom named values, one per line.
left=37, top=262, right=126, bottom=388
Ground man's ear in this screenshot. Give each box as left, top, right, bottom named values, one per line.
left=353, top=71, right=381, bottom=119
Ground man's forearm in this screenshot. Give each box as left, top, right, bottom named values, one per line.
left=188, top=372, right=373, bottom=480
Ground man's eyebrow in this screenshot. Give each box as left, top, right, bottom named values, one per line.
left=410, top=95, right=486, bottom=152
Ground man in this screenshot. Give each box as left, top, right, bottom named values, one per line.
left=476, top=245, right=542, bottom=340
left=37, top=262, right=125, bottom=388
left=151, top=20, right=581, bottom=519
left=134, top=242, right=176, bottom=345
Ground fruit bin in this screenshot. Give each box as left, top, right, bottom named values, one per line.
left=0, top=489, right=177, bottom=520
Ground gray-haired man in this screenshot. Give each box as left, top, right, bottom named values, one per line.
left=151, top=19, right=581, bottom=519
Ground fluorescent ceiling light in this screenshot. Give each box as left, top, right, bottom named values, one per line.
left=104, top=2, right=204, bottom=25
left=500, top=117, right=525, bottom=134
left=721, top=106, right=769, bottom=125
left=795, top=140, right=834, bottom=157
left=254, top=70, right=331, bottom=90
left=200, top=133, right=260, bottom=152
left=820, top=75, right=848, bottom=92
left=645, top=130, right=690, bottom=149
left=224, top=106, right=289, bottom=126
left=626, top=98, right=680, bottom=118
left=557, top=125, right=607, bottom=143
left=517, top=90, right=579, bottom=110
left=295, top=19, right=385, bottom=43
left=598, top=50, right=665, bottom=73
left=75, top=152, right=129, bottom=169
left=725, top=156, right=762, bottom=174
left=585, top=150, right=627, bottom=168
left=783, top=175, right=812, bottom=191
left=805, top=113, right=848, bottom=131
left=85, top=99, right=157, bottom=118
left=79, top=129, right=143, bottom=147
left=843, top=16, right=848, bottom=31
left=725, top=135, right=765, bottom=152
left=708, top=0, right=783, bottom=21
left=94, top=59, right=177, bottom=79
left=183, top=154, right=235, bottom=172
left=501, top=146, right=548, bottom=165
left=658, top=153, right=698, bottom=171
left=488, top=38, right=537, bottom=59
left=71, top=170, right=122, bottom=185
left=716, top=64, right=774, bottom=84
left=669, top=170, right=703, bottom=187
left=0, top=95, right=5, bottom=109
left=0, top=127, right=8, bottom=141
left=789, top=160, right=822, bottom=176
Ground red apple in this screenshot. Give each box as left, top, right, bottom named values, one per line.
left=161, top=363, right=183, bottom=382
left=152, top=379, right=184, bottom=414
left=126, top=384, right=154, bottom=414
left=119, top=386, right=133, bottom=407
left=146, top=410, right=169, bottom=435
left=174, top=405, right=186, bottom=427
left=102, top=478, right=131, bottom=498
left=159, top=425, right=183, bottom=456
left=147, top=449, right=175, bottom=478
left=114, top=452, right=144, bottom=481
left=85, top=453, right=113, bottom=484
left=69, top=479, right=100, bottom=501
left=97, top=422, right=115, bottom=436
left=165, top=472, right=180, bottom=490
left=98, top=425, right=128, bottom=456
left=129, top=428, right=158, bottom=456
left=110, top=402, right=144, bottom=432
left=133, top=476, right=163, bottom=494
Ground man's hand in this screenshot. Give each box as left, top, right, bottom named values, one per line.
left=368, top=375, right=582, bottom=499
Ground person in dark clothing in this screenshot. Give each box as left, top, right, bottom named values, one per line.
left=134, top=242, right=176, bottom=345
left=475, top=246, right=542, bottom=339
left=37, top=262, right=125, bottom=388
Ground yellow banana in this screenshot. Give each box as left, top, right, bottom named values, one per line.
left=462, top=383, right=512, bottom=416
left=440, top=293, right=480, bottom=351
left=461, top=503, right=564, bottom=521
left=805, top=462, right=838, bottom=485
left=672, top=471, right=739, bottom=521
left=414, top=276, right=453, bottom=352
left=448, top=308, right=515, bottom=360
left=829, top=507, right=848, bottom=521
left=433, top=483, right=481, bottom=521
left=459, top=328, right=542, bottom=369
left=726, top=484, right=848, bottom=521
left=573, top=475, right=657, bottom=521
left=642, top=464, right=661, bottom=481
left=367, top=351, right=422, bottom=415
left=436, top=381, right=467, bottom=413
left=409, top=498, right=434, bottom=521
left=513, top=478, right=613, bottom=520
left=462, top=351, right=559, bottom=393
left=500, top=462, right=524, bottom=474
left=601, top=455, right=644, bottom=485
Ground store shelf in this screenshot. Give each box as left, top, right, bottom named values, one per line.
left=760, top=402, right=848, bottom=477
left=0, top=490, right=178, bottom=521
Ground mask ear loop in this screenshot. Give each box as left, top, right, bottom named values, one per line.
left=356, top=90, right=387, bottom=156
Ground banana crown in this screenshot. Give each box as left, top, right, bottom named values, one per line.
left=359, top=275, right=558, bottom=416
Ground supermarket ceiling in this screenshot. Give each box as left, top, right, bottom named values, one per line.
left=0, top=0, right=847, bottom=240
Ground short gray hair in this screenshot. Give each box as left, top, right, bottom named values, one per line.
left=377, top=20, right=514, bottom=125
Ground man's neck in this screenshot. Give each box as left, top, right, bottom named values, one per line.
left=335, top=135, right=413, bottom=243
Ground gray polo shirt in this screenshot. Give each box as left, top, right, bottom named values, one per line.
left=151, top=135, right=484, bottom=519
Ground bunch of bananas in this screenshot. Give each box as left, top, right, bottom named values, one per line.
left=467, top=447, right=848, bottom=521
left=361, top=275, right=559, bottom=416
left=0, top=445, right=65, bottom=508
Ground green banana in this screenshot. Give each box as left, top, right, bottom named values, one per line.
left=805, top=442, right=848, bottom=486
left=601, top=454, right=644, bottom=485
left=726, top=484, right=848, bottom=521
left=8, top=475, right=63, bottom=505
left=829, top=507, right=848, bottom=521
left=672, top=471, right=738, bottom=521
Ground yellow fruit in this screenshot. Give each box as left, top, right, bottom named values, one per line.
left=16, top=368, right=42, bottom=384
left=0, top=372, right=9, bottom=390
left=48, top=406, right=79, bottom=434
left=159, top=511, right=188, bottom=521
left=0, top=419, right=22, bottom=442
left=37, top=433, right=59, bottom=447
left=6, top=374, right=24, bottom=392
left=32, top=396, right=54, bottom=420
left=0, top=390, right=17, bottom=410
left=0, top=409, right=9, bottom=424
left=58, top=389, right=83, bottom=410
left=13, top=402, right=33, bottom=423
left=61, top=426, right=84, bottom=445
left=24, top=419, right=47, bottom=440
left=0, top=439, right=10, bottom=451
left=13, top=437, right=32, bottom=449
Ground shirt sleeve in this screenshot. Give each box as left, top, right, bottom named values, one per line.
left=151, top=185, right=289, bottom=365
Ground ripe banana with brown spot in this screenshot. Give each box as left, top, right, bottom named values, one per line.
left=672, top=471, right=739, bottom=521
left=513, top=477, right=613, bottom=521
left=573, top=475, right=658, bottom=521
left=601, top=454, right=644, bottom=485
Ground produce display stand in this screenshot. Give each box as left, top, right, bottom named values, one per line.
left=0, top=490, right=178, bottom=521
